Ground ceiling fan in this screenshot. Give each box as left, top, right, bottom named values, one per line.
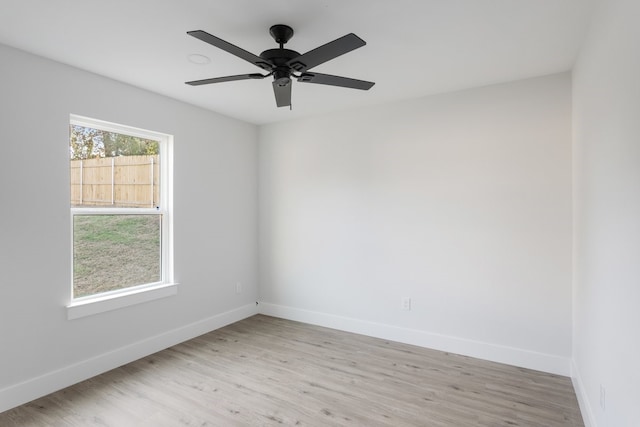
left=185, top=24, right=375, bottom=108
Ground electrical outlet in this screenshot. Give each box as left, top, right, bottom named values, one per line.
left=236, top=282, right=242, bottom=294
left=600, top=385, right=606, bottom=410
left=402, top=297, right=411, bottom=311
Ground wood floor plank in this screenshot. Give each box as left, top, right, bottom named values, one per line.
left=0, top=315, right=584, bottom=426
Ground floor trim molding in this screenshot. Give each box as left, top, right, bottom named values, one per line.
left=0, top=303, right=257, bottom=413
left=258, top=302, right=571, bottom=376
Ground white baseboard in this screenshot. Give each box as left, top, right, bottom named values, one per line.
left=258, top=302, right=571, bottom=376
left=0, top=303, right=257, bottom=413
left=572, top=360, right=597, bottom=427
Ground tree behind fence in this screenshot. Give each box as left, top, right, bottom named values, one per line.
left=70, top=155, right=159, bottom=208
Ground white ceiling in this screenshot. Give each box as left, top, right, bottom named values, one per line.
left=0, top=0, right=594, bottom=125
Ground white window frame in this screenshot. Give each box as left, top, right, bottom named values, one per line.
left=66, top=114, right=175, bottom=320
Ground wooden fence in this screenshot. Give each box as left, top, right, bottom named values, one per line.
left=70, top=155, right=159, bottom=208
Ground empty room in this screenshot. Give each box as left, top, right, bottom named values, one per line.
left=0, top=0, right=638, bottom=426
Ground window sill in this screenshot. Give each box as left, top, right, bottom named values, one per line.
left=67, top=283, right=178, bottom=320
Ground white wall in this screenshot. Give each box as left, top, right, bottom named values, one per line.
left=1, top=33, right=601, bottom=417
left=258, top=73, right=573, bottom=374
left=572, top=0, right=640, bottom=425
left=0, top=43, right=258, bottom=411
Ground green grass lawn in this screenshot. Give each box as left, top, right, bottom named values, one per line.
left=73, top=215, right=161, bottom=298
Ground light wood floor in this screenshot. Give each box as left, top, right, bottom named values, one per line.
left=1, top=315, right=583, bottom=426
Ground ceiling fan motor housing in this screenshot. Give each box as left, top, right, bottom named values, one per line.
left=260, top=48, right=300, bottom=86
left=259, top=48, right=300, bottom=66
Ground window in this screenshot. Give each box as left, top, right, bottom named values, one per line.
left=67, top=115, right=174, bottom=318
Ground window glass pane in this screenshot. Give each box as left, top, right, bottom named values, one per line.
left=73, top=214, right=161, bottom=298
left=70, top=125, right=160, bottom=208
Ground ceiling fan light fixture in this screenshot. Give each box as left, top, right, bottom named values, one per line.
left=276, top=77, right=291, bottom=87
left=273, top=68, right=291, bottom=87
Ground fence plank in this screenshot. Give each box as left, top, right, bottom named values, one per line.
left=70, top=155, right=159, bottom=208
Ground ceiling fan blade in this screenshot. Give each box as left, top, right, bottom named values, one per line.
left=272, top=80, right=292, bottom=107
left=187, top=30, right=274, bottom=71
left=297, top=72, right=375, bottom=90
left=286, top=33, right=366, bottom=72
left=186, top=73, right=268, bottom=86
